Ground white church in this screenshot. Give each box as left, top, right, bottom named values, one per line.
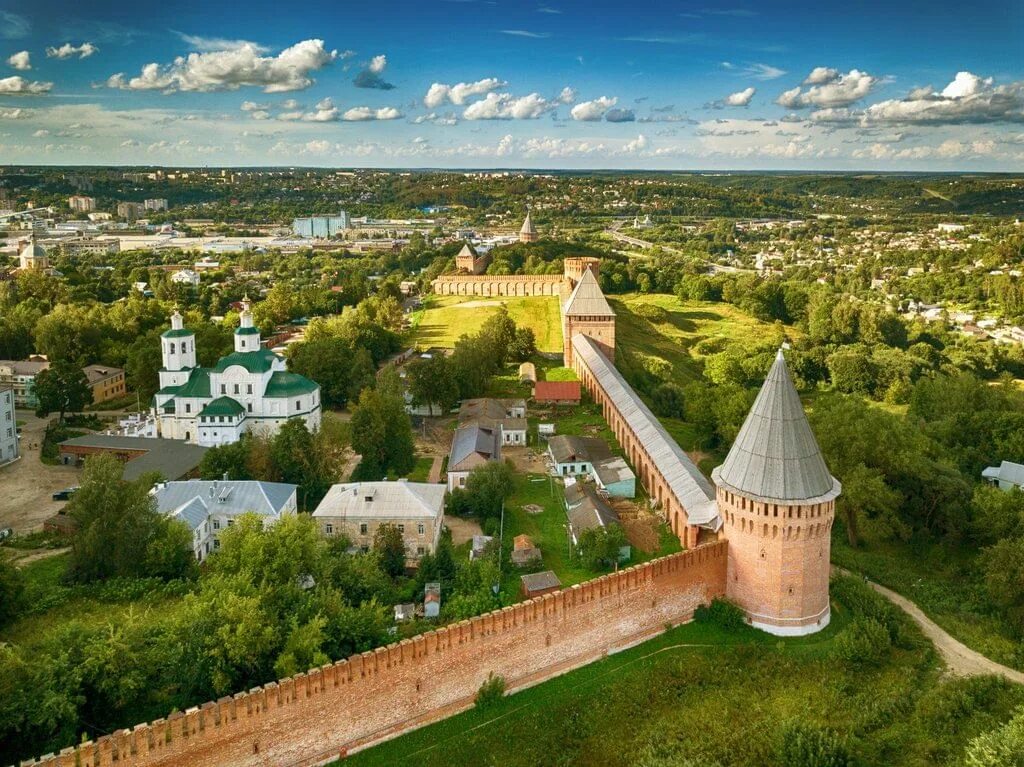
left=153, top=301, right=321, bottom=446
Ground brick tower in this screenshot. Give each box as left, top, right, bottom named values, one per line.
left=712, top=349, right=840, bottom=636
left=562, top=267, right=615, bottom=368
left=519, top=211, right=538, bottom=243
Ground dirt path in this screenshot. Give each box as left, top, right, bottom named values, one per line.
left=5, top=547, right=70, bottom=568
left=427, top=456, right=443, bottom=484
left=835, top=567, right=1024, bottom=684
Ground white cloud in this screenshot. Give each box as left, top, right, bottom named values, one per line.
left=605, top=108, right=636, bottom=122
left=0, top=76, right=53, bottom=95
left=0, top=11, right=30, bottom=40
left=496, top=134, right=514, bottom=156
left=174, top=34, right=269, bottom=53
left=249, top=110, right=271, bottom=120
left=424, top=78, right=506, bottom=108
left=341, top=106, right=403, bottom=121
left=746, top=63, right=786, bottom=81
left=724, top=86, right=756, bottom=106
left=106, top=39, right=337, bottom=93
left=46, top=42, right=98, bottom=60
left=0, top=107, right=28, bottom=118
left=623, top=134, right=648, bottom=153
left=6, top=51, right=30, bottom=71
left=858, top=71, right=1024, bottom=125
left=32, top=129, right=48, bottom=137
left=500, top=30, right=551, bottom=38
left=280, top=97, right=341, bottom=122
left=353, top=54, right=393, bottom=89
left=556, top=86, right=577, bottom=105
left=571, top=96, right=617, bottom=121
left=240, top=100, right=269, bottom=111
left=464, top=92, right=555, bottom=120
left=368, top=55, right=387, bottom=74
left=777, top=68, right=878, bottom=108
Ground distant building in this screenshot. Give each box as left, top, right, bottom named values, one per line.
left=58, top=434, right=209, bottom=481
left=82, top=364, right=126, bottom=404
left=519, top=211, right=538, bottom=243
left=458, top=398, right=527, bottom=446
left=292, top=213, right=350, bottom=238
left=151, top=479, right=298, bottom=560
left=0, top=385, right=18, bottom=467
left=424, top=582, right=441, bottom=618
left=17, top=235, right=50, bottom=272
left=455, top=242, right=490, bottom=274
left=170, top=269, right=201, bottom=286
left=447, top=423, right=501, bottom=490
left=68, top=195, right=95, bottom=213
left=983, top=461, right=1024, bottom=492
left=153, top=303, right=321, bottom=446
left=533, top=380, right=581, bottom=405
left=0, top=359, right=49, bottom=407
left=312, top=480, right=446, bottom=564
left=117, top=202, right=145, bottom=222
left=144, top=199, right=168, bottom=212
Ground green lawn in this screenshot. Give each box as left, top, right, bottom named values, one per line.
left=409, top=295, right=564, bottom=353
left=338, top=577, right=1024, bottom=767
left=404, top=456, right=434, bottom=483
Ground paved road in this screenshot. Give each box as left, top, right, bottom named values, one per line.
left=836, top=567, right=1024, bottom=684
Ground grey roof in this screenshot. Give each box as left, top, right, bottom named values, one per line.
left=520, top=211, right=535, bottom=235
left=564, top=482, right=620, bottom=537
left=59, top=434, right=209, bottom=481
left=563, top=268, right=615, bottom=317
left=593, top=456, right=635, bottom=487
left=171, top=496, right=209, bottom=531
left=983, top=461, right=1024, bottom=487
left=0, top=359, right=50, bottom=376
left=448, top=424, right=500, bottom=472
left=313, top=480, right=445, bottom=520
left=521, top=570, right=560, bottom=592
left=153, top=479, right=297, bottom=520
left=457, top=243, right=477, bottom=259
left=712, top=349, right=840, bottom=504
left=548, top=435, right=612, bottom=465
left=572, top=334, right=720, bottom=528
left=82, top=364, right=123, bottom=385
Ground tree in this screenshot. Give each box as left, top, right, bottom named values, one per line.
left=287, top=337, right=353, bottom=408
left=463, top=460, right=516, bottom=525
left=578, top=525, right=629, bottom=570
left=406, top=354, right=459, bottom=416
left=199, top=438, right=253, bottom=481
left=33, top=362, right=91, bottom=423
left=350, top=387, right=415, bottom=479
left=981, top=536, right=1024, bottom=634
left=66, top=454, right=193, bottom=583
left=125, top=329, right=164, bottom=404
left=0, top=558, right=25, bottom=629
left=374, top=523, right=407, bottom=577
left=508, top=327, right=536, bottom=362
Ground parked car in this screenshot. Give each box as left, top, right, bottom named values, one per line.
left=52, top=487, right=79, bottom=501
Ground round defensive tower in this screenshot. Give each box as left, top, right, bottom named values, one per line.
left=712, top=349, right=841, bottom=636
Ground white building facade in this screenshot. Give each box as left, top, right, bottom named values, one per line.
left=152, top=303, right=321, bottom=446
left=0, top=385, right=18, bottom=467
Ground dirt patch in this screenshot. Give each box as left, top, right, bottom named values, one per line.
left=686, top=449, right=710, bottom=466
left=4, top=547, right=71, bottom=568
left=522, top=504, right=544, bottom=515
left=503, top=446, right=547, bottom=474
left=445, top=515, right=483, bottom=546
left=610, top=498, right=662, bottom=554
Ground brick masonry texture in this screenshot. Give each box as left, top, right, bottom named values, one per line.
left=22, top=542, right=727, bottom=767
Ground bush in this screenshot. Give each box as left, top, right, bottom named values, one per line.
left=776, top=721, right=852, bottom=767
left=693, top=598, right=747, bottom=632
left=474, top=672, right=506, bottom=710
left=831, top=617, right=892, bottom=668
left=962, top=706, right=1024, bottom=767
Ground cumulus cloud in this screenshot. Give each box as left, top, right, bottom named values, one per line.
left=464, top=92, right=556, bottom=120
left=570, top=96, right=617, bottom=121
left=556, top=86, right=577, bottom=105
left=286, top=97, right=340, bottom=122
left=715, top=86, right=755, bottom=107
left=241, top=100, right=269, bottom=112
left=341, top=106, right=403, bottom=121
left=605, top=108, right=636, bottom=122
left=46, top=42, right=98, bottom=60
left=857, top=71, right=1024, bottom=125
left=424, top=78, right=506, bottom=108
left=353, top=54, right=394, bottom=90
left=623, top=134, right=648, bottom=153
left=106, top=39, right=337, bottom=93
left=0, top=76, right=53, bottom=95
left=851, top=137, right=998, bottom=161
left=777, top=68, right=878, bottom=109
left=6, top=51, right=30, bottom=71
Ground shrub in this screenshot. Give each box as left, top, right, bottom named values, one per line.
left=962, top=706, right=1024, bottom=767
left=776, top=721, right=852, bottom=767
left=831, top=617, right=892, bottom=668
left=693, top=598, right=747, bottom=632
left=474, top=672, right=506, bottom=710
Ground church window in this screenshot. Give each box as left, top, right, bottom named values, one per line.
left=233, top=384, right=239, bottom=394
left=247, top=384, right=252, bottom=394
left=185, top=403, right=191, bottom=413
left=247, top=403, right=253, bottom=413
left=221, top=385, right=226, bottom=394
left=418, top=523, right=425, bottom=535
left=295, top=400, right=301, bottom=411
left=170, top=343, right=175, bottom=354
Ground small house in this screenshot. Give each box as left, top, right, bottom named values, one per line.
left=520, top=570, right=561, bottom=598
left=518, top=362, right=537, bottom=384
left=394, top=603, right=416, bottom=622
left=511, top=534, right=542, bottom=567
left=983, top=461, right=1024, bottom=492
left=533, top=380, right=581, bottom=405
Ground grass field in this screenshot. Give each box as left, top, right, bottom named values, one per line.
left=403, top=456, right=434, bottom=483
left=409, top=295, right=564, bottom=353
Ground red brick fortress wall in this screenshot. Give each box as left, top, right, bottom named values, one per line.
left=22, top=542, right=727, bottom=767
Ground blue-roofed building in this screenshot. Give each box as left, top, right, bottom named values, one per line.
left=152, top=301, right=321, bottom=446
left=151, top=479, right=298, bottom=560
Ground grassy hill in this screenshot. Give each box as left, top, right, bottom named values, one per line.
left=409, top=295, right=564, bottom=353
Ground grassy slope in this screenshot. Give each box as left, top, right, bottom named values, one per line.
left=410, top=295, right=564, bottom=353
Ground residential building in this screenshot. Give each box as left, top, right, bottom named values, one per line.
left=982, top=461, right=1024, bottom=492
left=547, top=435, right=636, bottom=497
left=151, top=479, right=298, bottom=560
left=511, top=534, right=541, bottom=567
left=68, top=195, right=96, bottom=213
left=520, top=570, right=560, bottom=598
left=447, top=424, right=501, bottom=490
left=292, top=213, right=350, bottom=238
left=0, top=359, right=49, bottom=407
left=82, top=364, right=126, bottom=404
left=152, top=303, right=321, bottom=446
left=58, top=434, right=209, bottom=481
left=117, top=202, right=145, bottom=222
left=533, top=380, right=581, bottom=405
left=0, top=385, right=18, bottom=467
left=144, top=199, right=168, bottom=212
left=563, top=480, right=629, bottom=561
left=458, top=398, right=527, bottom=446
left=312, top=480, right=446, bottom=564
left=170, top=269, right=201, bottom=286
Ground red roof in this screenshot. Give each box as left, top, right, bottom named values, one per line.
left=533, top=380, right=581, bottom=402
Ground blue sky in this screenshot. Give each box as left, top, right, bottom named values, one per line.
left=1, top=0, right=1023, bottom=169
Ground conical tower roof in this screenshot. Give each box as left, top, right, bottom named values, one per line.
left=563, top=268, right=614, bottom=317
left=520, top=211, right=535, bottom=235
left=712, top=349, right=839, bottom=503
left=457, top=242, right=477, bottom=258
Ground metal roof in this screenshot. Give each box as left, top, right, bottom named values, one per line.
left=152, top=479, right=297, bottom=520
left=563, top=268, right=615, bottom=317
left=312, top=480, right=445, bottom=520
left=572, top=334, right=720, bottom=528
left=264, top=371, right=319, bottom=398
left=593, top=456, right=635, bottom=487
left=448, top=424, right=501, bottom=472
left=547, top=435, right=612, bottom=465
left=712, top=349, right=840, bottom=504
left=212, top=348, right=279, bottom=374
left=59, top=434, right=209, bottom=481
left=521, top=570, right=561, bottom=592
left=983, top=460, right=1024, bottom=487
left=533, top=380, right=581, bottom=401
left=564, top=482, right=620, bottom=537
left=520, top=212, right=535, bottom=235
left=170, top=496, right=209, bottom=531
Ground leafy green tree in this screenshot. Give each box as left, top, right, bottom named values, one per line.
left=463, top=461, right=516, bottom=524
left=373, top=523, right=407, bottom=577
left=406, top=354, right=459, bottom=416
left=0, top=558, right=25, bottom=629
left=199, top=438, right=254, bottom=481
left=350, top=387, right=415, bottom=479
left=273, top=616, right=330, bottom=678
left=508, top=327, right=537, bottom=362
left=578, top=525, right=629, bottom=571
left=972, top=485, right=1024, bottom=544
left=125, top=328, right=164, bottom=403
left=981, top=536, right=1024, bottom=634
left=33, top=362, right=92, bottom=423
left=288, top=337, right=353, bottom=408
